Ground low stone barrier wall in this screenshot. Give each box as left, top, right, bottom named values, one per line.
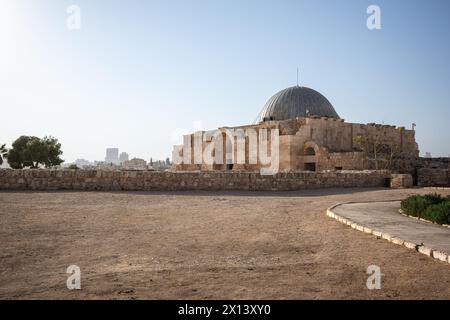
left=390, top=174, right=413, bottom=189
left=0, top=169, right=391, bottom=191
left=418, top=168, right=450, bottom=187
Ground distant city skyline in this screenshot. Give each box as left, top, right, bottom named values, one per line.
left=2, top=0, right=450, bottom=162
left=72, top=148, right=161, bottom=165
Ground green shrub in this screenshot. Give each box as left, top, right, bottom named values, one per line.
left=400, top=193, right=445, bottom=218
left=401, top=195, right=421, bottom=217
left=423, top=202, right=450, bottom=225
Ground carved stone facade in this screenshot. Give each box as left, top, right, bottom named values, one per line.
left=172, top=116, right=418, bottom=172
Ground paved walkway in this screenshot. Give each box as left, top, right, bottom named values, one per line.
left=328, top=201, right=450, bottom=264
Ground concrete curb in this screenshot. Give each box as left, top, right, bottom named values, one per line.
left=326, top=202, right=450, bottom=266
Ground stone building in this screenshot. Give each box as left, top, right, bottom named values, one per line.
left=172, top=86, right=419, bottom=172
left=121, top=158, right=148, bottom=171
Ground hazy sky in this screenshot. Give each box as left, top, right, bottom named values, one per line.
left=1, top=0, right=450, bottom=162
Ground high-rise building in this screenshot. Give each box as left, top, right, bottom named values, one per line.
left=119, top=152, right=129, bottom=164
left=105, top=148, right=119, bottom=165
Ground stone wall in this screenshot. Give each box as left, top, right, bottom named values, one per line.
left=390, top=174, right=413, bottom=189
left=417, top=168, right=450, bottom=187
left=0, top=169, right=391, bottom=191
left=389, top=157, right=450, bottom=185
left=391, top=157, right=450, bottom=174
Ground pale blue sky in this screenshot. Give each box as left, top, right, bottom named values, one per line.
left=1, top=0, right=450, bottom=162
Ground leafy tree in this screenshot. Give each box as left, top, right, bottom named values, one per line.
left=353, top=129, right=403, bottom=170
left=0, top=144, right=8, bottom=165
left=42, top=136, right=64, bottom=168
left=6, top=136, right=64, bottom=169
left=6, top=136, right=32, bottom=169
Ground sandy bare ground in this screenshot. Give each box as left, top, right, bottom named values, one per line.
left=1, top=188, right=450, bottom=300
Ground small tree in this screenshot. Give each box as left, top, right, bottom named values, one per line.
left=7, top=135, right=64, bottom=169
left=353, top=131, right=402, bottom=170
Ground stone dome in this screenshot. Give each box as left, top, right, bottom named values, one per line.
left=255, top=86, right=339, bottom=123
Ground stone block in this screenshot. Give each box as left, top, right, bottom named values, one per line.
left=418, top=246, right=433, bottom=257
left=432, top=250, right=448, bottom=262
left=381, top=233, right=391, bottom=241
left=390, top=237, right=404, bottom=246
left=403, top=241, right=418, bottom=250
left=390, top=174, right=413, bottom=189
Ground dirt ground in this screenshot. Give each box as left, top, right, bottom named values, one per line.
left=1, top=187, right=450, bottom=300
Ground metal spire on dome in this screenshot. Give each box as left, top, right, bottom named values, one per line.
left=296, top=67, right=299, bottom=87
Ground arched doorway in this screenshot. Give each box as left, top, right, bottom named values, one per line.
left=302, top=143, right=318, bottom=171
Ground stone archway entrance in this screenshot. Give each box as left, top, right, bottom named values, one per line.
left=302, top=143, right=319, bottom=171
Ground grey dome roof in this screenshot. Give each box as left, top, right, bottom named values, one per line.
left=255, top=86, right=339, bottom=123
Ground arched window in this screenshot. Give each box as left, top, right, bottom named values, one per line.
left=304, top=147, right=316, bottom=156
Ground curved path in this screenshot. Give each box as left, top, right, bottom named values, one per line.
left=328, top=201, right=450, bottom=264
